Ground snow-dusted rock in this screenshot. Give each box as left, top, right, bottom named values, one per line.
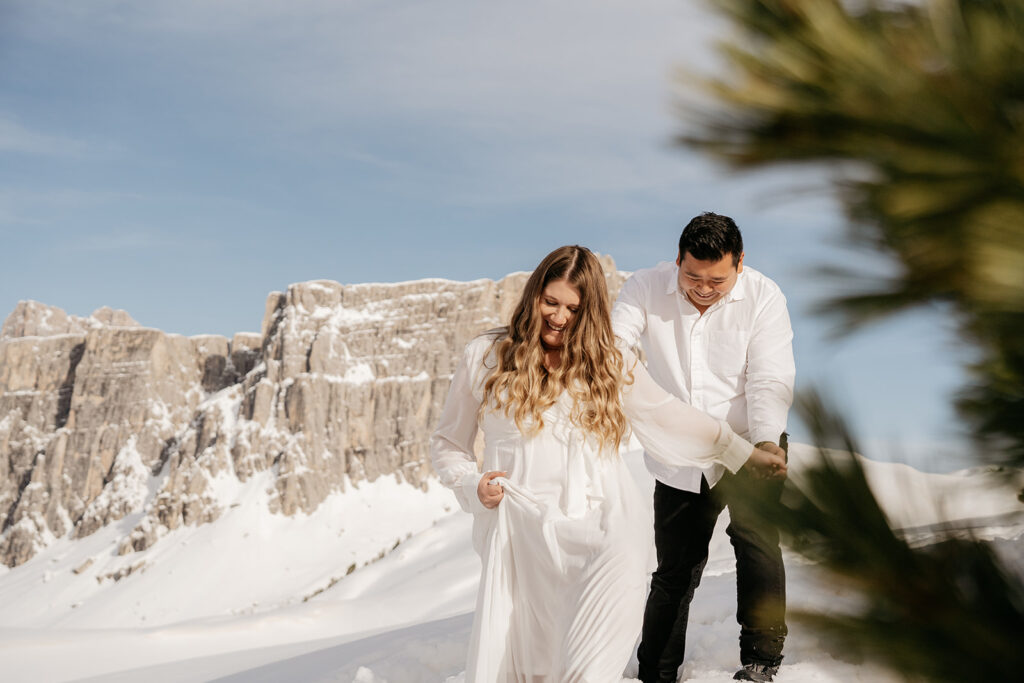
left=0, top=300, right=139, bottom=339
left=0, top=260, right=628, bottom=566
left=0, top=324, right=211, bottom=565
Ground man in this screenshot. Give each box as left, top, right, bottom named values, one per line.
left=612, top=212, right=795, bottom=683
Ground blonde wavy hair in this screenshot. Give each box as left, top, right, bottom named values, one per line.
left=482, top=245, right=630, bottom=453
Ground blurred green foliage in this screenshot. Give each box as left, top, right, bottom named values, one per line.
left=731, top=390, right=1024, bottom=681
left=682, top=1, right=1024, bottom=678
left=683, top=0, right=1024, bottom=463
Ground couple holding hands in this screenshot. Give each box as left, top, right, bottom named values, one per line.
left=431, top=213, right=794, bottom=683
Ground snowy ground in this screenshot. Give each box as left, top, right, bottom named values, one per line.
left=1, top=445, right=1022, bottom=683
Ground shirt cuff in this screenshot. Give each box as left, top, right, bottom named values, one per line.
left=714, top=422, right=755, bottom=473
left=749, top=427, right=783, bottom=447
left=459, top=471, right=489, bottom=515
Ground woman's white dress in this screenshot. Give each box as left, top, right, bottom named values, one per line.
left=430, top=334, right=753, bottom=683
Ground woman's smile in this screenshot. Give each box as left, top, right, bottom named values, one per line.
left=538, top=279, right=580, bottom=349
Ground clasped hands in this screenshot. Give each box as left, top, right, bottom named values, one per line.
left=747, top=441, right=787, bottom=479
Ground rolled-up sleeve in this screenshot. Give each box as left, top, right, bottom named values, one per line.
left=429, top=341, right=489, bottom=515
left=745, top=288, right=795, bottom=445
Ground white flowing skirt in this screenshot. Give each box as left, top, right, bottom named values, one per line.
left=464, top=450, right=651, bottom=683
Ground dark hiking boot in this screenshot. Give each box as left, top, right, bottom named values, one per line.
left=733, top=663, right=779, bottom=682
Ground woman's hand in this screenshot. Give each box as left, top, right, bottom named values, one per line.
left=477, top=471, right=508, bottom=508
left=746, top=444, right=787, bottom=479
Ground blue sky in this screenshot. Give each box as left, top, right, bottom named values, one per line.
left=1, top=0, right=976, bottom=470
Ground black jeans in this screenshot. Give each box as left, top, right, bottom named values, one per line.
left=637, top=468, right=787, bottom=683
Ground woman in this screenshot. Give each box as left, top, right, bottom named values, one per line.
left=431, top=246, right=785, bottom=682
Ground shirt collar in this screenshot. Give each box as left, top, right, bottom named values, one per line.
left=728, top=269, right=748, bottom=303
left=664, top=265, right=679, bottom=296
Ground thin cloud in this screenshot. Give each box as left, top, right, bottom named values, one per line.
left=16, top=0, right=716, bottom=204
left=60, top=228, right=199, bottom=253
left=0, top=188, right=150, bottom=230
left=0, top=117, right=90, bottom=157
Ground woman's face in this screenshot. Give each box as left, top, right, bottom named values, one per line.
left=538, top=278, right=581, bottom=349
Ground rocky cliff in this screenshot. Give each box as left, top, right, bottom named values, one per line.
left=0, top=259, right=626, bottom=566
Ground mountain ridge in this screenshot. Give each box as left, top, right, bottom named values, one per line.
left=0, top=258, right=626, bottom=567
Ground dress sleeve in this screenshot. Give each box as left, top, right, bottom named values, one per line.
left=611, top=271, right=648, bottom=350
left=621, top=347, right=753, bottom=473
left=429, top=340, right=491, bottom=515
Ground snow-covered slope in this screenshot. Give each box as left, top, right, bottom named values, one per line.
left=0, top=446, right=1022, bottom=683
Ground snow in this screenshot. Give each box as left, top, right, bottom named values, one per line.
left=325, top=305, right=385, bottom=327
left=0, top=445, right=1021, bottom=683
left=0, top=471, right=457, bottom=631
left=77, top=436, right=152, bottom=524
left=342, top=363, right=376, bottom=384
left=341, top=277, right=497, bottom=289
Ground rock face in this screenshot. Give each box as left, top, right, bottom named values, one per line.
left=0, top=258, right=627, bottom=566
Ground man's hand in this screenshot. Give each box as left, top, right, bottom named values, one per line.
left=755, top=441, right=787, bottom=459
left=746, top=444, right=787, bottom=479
left=477, top=471, right=507, bottom=509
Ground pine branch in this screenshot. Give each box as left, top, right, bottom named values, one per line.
left=728, top=390, right=1024, bottom=681
left=683, top=0, right=1024, bottom=461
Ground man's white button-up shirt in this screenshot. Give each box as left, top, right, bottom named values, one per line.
left=612, top=260, right=795, bottom=492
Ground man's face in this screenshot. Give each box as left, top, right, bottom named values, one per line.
left=676, top=250, right=744, bottom=311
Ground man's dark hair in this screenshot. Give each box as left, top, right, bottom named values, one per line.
left=678, top=212, right=744, bottom=267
